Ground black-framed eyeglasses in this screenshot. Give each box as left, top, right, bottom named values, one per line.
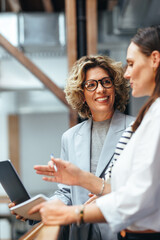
left=82, top=77, right=113, bottom=92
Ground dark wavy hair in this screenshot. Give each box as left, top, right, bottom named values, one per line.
left=131, top=25, right=160, bottom=131
left=64, top=55, right=130, bottom=119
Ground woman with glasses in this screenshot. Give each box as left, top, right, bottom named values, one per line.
left=31, top=25, right=160, bottom=240
left=34, top=55, right=134, bottom=240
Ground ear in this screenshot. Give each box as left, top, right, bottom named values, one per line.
left=151, top=50, right=160, bottom=68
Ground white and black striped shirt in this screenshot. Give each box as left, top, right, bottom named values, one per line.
left=105, top=122, right=134, bottom=182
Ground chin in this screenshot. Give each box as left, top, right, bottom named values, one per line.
left=131, top=90, right=140, bottom=98
left=131, top=91, right=137, bottom=97
left=132, top=91, right=146, bottom=98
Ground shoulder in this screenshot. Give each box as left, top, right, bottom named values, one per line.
left=114, top=110, right=135, bottom=123
left=142, top=98, right=160, bottom=123
left=62, top=118, right=91, bottom=138
left=149, top=98, right=160, bottom=116
left=125, top=114, right=135, bottom=125
left=111, top=110, right=135, bottom=130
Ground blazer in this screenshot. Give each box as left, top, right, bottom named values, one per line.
left=52, top=110, right=135, bottom=240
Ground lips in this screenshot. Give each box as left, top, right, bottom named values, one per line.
left=96, top=96, right=109, bottom=102
left=130, top=82, right=133, bottom=88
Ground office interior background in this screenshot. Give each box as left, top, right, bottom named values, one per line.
left=0, top=0, right=159, bottom=239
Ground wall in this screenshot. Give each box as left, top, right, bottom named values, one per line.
left=0, top=110, right=69, bottom=196
left=19, top=111, right=69, bottom=196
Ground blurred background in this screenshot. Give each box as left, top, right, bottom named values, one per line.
left=0, top=0, right=159, bottom=239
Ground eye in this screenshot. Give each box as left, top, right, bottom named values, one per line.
left=103, top=78, right=111, bottom=84
left=88, top=82, right=95, bottom=87
left=102, top=78, right=112, bottom=87
left=85, top=81, right=96, bottom=90
left=127, top=61, right=133, bottom=67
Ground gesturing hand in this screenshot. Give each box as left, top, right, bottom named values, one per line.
left=34, top=158, right=82, bottom=186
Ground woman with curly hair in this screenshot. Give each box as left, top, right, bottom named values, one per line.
left=34, top=55, right=134, bottom=240
left=65, top=55, right=130, bottom=119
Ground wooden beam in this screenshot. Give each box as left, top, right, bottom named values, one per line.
left=0, top=196, right=10, bottom=203
left=0, top=34, right=69, bottom=108
left=35, top=225, right=60, bottom=240
left=65, top=0, right=77, bottom=71
left=69, top=109, right=78, bottom=128
left=107, top=0, right=118, bottom=11
left=8, top=115, right=20, bottom=174
left=19, top=222, right=44, bottom=240
left=19, top=222, right=60, bottom=240
left=7, top=0, right=21, bottom=12
left=86, top=0, right=97, bottom=55
left=65, top=0, right=78, bottom=127
left=41, top=0, right=54, bottom=12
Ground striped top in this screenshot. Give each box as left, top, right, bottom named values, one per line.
left=105, top=122, right=134, bottom=182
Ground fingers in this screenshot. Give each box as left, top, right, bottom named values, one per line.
left=28, top=202, right=44, bottom=215
left=34, top=165, right=52, bottom=172
left=36, top=170, right=55, bottom=176
left=84, top=194, right=97, bottom=205
left=10, top=210, right=16, bottom=215
left=11, top=211, right=27, bottom=221
left=21, top=218, right=27, bottom=222
left=34, top=164, right=56, bottom=177
left=9, top=202, right=27, bottom=221
left=42, top=177, right=56, bottom=182
left=84, top=198, right=93, bottom=205
left=48, top=160, right=55, bottom=169
left=50, top=155, right=58, bottom=171
left=16, top=215, right=27, bottom=221
left=9, top=202, right=17, bottom=216
left=34, top=163, right=57, bottom=173
left=51, top=158, right=65, bottom=168
left=8, top=202, right=15, bottom=208
left=88, top=193, right=94, bottom=198
left=34, top=158, right=62, bottom=175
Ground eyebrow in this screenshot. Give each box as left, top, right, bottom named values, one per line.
left=86, top=77, right=111, bottom=81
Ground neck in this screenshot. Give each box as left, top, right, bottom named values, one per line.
left=92, top=111, right=114, bottom=122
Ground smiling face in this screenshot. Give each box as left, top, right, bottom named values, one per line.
left=84, top=67, right=115, bottom=121
left=124, top=42, right=156, bottom=97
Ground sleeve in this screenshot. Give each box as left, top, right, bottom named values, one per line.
left=96, top=115, right=160, bottom=232
left=50, top=132, right=72, bottom=206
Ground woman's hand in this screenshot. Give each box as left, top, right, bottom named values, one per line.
left=28, top=199, right=76, bottom=226
left=34, top=158, right=83, bottom=186
left=8, top=202, right=27, bottom=222
left=29, top=199, right=106, bottom=226
left=34, top=158, right=111, bottom=196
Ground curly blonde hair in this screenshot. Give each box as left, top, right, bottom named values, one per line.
left=64, top=55, right=130, bottom=119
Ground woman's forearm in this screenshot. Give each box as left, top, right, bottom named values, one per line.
left=83, top=203, right=106, bottom=223
left=78, top=170, right=111, bottom=196
left=63, top=203, right=106, bottom=224
left=34, top=159, right=111, bottom=196
left=71, top=203, right=106, bottom=224
left=29, top=199, right=106, bottom=226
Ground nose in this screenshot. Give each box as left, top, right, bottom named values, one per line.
left=124, top=67, right=130, bottom=80
left=96, top=81, right=105, bottom=92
